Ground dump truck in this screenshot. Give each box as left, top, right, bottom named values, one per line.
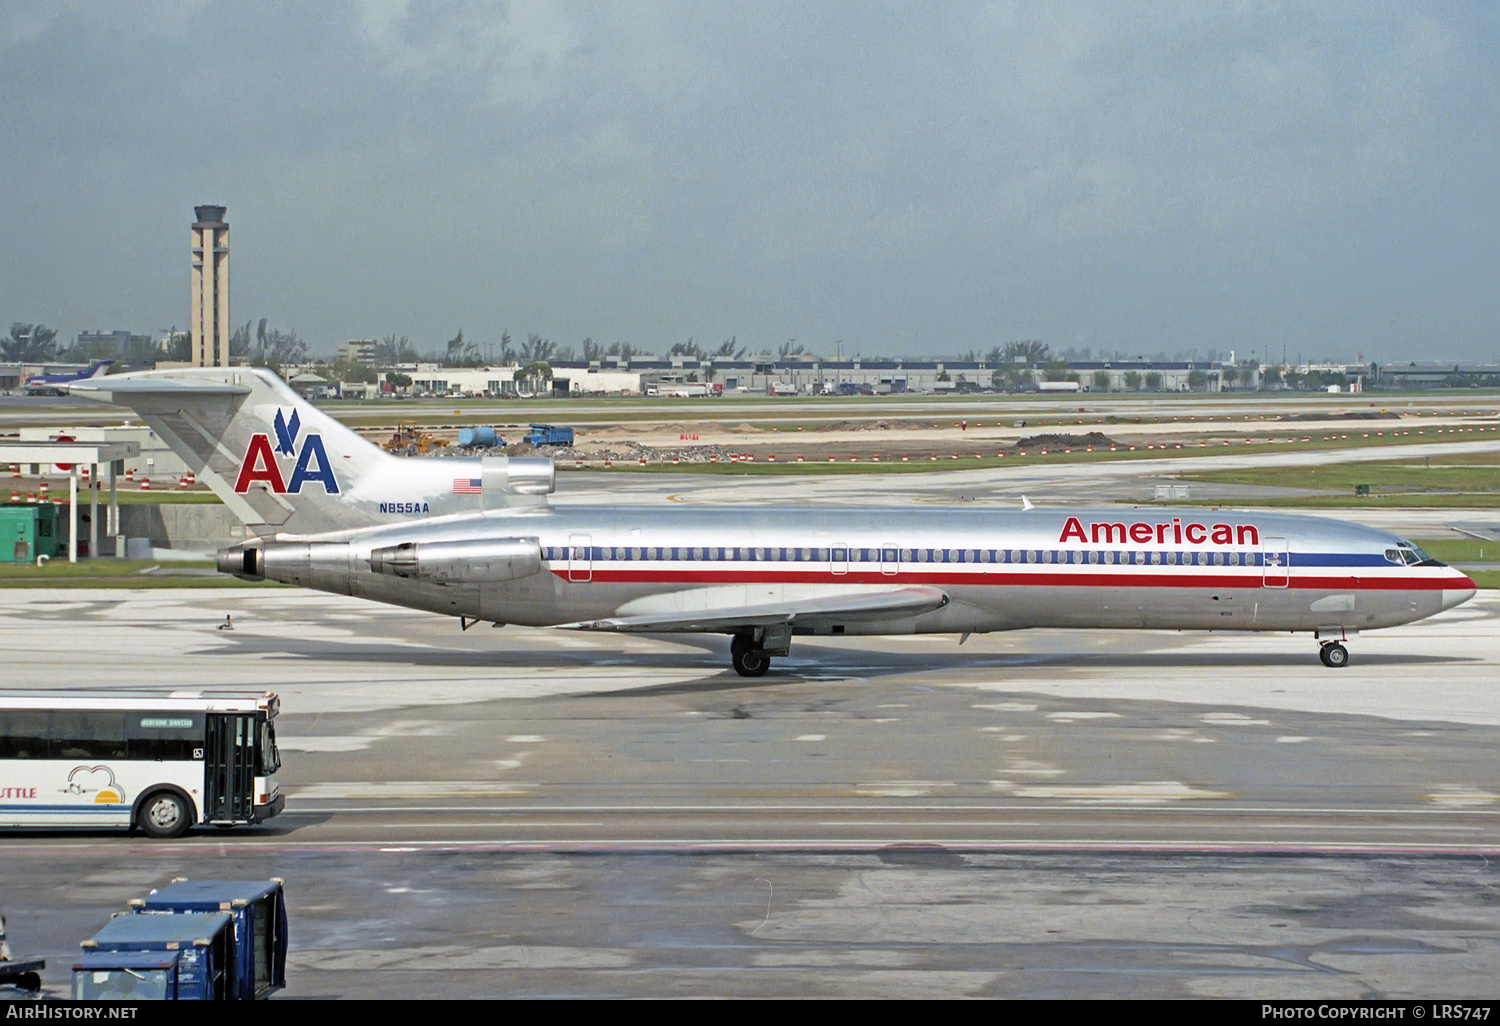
left=523, top=424, right=573, bottom=447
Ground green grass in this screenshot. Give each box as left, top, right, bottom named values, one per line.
left=1175, top=460, right=1500, bottom=494
left=0, top=559, right=280, bottom=588
left=104, top=491, right=222, bottom=504
left=1462, top=570, right=1500, bottom=589
left=1167, top=494, right=1500, bottom=509
left=1164, top=453, right=1500, bottom=507
left=1408, top=538, right=1500, bottom=563
left=4, top=491, right=221, bottom=505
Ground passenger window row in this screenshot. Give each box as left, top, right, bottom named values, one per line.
left=543, top=546, right=1263, bottom=566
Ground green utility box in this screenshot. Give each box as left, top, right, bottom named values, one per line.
left=0, top=502, right=64, bottom=563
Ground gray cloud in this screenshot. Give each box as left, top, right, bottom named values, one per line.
left=1, top=1, right=1495, bottom=362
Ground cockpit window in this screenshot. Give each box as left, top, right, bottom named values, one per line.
left=1392, top=541, right=1442, bottom=567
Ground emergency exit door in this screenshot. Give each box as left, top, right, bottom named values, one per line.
left=204, top=714, right=257, bottom=823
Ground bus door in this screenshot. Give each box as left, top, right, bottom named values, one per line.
left=1262, top=536, right=1290, bottom=588
left=204, top=714, right=257, bottom=823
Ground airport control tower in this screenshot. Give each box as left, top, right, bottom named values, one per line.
left=190, top=204, right=230, bottom=367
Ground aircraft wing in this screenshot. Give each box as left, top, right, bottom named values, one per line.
left=554, top=585, right=949, bottom=633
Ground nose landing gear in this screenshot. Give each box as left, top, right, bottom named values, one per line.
left=1319, top=641, right=1349, bottom=668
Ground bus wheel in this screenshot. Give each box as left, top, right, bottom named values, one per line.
left=138, top=792, right=191, bottom=838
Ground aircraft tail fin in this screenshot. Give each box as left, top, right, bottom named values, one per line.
left=71, top=367, right=554, bottom=537
left=70, top=367, right=401, bottom=535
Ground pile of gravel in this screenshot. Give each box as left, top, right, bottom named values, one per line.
left=1013, top=431, right=1119, bottom=449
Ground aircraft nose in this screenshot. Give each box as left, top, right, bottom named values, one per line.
left=1440, top=573, right=1477, bottom=611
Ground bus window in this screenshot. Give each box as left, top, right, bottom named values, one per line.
left=51, top=711, right=128, bottom=760
left=0, top=710, right=47, bottom=759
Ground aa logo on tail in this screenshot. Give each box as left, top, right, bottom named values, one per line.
left=234, top=408, right=340, bottom=494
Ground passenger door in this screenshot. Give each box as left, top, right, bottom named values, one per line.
left=1262, top=537, right=1289, bottom=588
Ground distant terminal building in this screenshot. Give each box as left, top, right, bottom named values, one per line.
left=619, top=357, right=1245, bottom=395
left=75, top=330, right=150, bottom=356
left=311, top=356, right=1250, bottom=397
left=337, top=339, right=377, bottom=365
left=1378, top=362, right=1500, bottom=388
left=190, top=204, right=230, bottom=367
left=73, top=329, right=154, bottom=365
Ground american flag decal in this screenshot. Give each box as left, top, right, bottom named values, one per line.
left=453, top=478, right=482, bottom=494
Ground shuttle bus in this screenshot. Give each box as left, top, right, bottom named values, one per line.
left=0, top=691, right=283, bottom=838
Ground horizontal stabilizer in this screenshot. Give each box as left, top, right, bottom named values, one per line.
left=67, top=378, right=251, bottom=399
left=555, top=585, right=949, bottom=633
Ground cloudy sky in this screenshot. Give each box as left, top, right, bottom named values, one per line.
left=2, top=1, right=1496, bottom=362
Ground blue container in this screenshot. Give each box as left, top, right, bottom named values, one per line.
left=74, top=912, right=233, bottom=1000
left=133, top=879, right=288, bottom=999
left=74, top=951, right=185, bottom=1000
left=458, top=426, right=502, bottom=447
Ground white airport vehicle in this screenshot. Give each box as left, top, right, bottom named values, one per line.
left=651, top=382, right=723, bottom=398
left=0, top=690, right=283, bottom=837
left=69, top=369, right=1476, bottom=676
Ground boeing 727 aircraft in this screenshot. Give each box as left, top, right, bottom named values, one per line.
left=71, top=368, right=1476, bottom=675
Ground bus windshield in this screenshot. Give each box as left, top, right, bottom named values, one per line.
left=260, top=720, right=281, bottom=775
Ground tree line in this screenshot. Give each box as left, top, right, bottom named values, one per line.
left=0, top=320, right=1372, bottom=393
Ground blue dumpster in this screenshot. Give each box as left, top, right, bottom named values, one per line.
left=132, top=879, right=287, bottom=999
left=74, top=912, right=233, bottom=1000
left=73, top=950, right=187, bottom=1000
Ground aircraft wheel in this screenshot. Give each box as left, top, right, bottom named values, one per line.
left=730, top=635, right=770, bottom=677
left=1320, top=642, right=1349, bottom=669
left=138, top=791, right=191, bottom=838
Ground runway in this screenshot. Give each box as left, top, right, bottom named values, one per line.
left=2, top=587, right=1497, bottom=996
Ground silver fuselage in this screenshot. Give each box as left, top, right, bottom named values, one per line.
left=232, top=504, right=1475, bottom=636
left=67, top=367, right=1476, bottom=646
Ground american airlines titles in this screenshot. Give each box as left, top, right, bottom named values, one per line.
left=1060, top=516, right=1260, bottom=547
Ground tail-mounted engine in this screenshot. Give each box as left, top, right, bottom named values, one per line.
left=220, top=536, right=542, bottom=588
left=367, top=538, right=542, bottom=584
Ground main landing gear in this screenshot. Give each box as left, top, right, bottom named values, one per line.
left=1318, top=641, right=1349, bottom=668
left=730, top=634, right=770, bottom=677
